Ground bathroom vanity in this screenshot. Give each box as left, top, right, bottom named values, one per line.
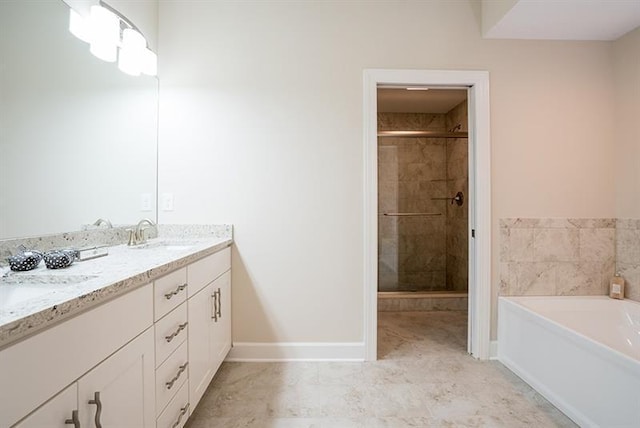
left=0, top=230, right=232, bottom=428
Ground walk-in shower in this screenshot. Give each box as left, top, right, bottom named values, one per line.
left=377, top=90, right=469, bottom=311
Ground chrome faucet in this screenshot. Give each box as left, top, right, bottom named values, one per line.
left=127, top=218, right=157, bottom=246
left=93, top=218, right=113, bottom=228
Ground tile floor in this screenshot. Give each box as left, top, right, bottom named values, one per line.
left=185, top=311, right=576, bottom=427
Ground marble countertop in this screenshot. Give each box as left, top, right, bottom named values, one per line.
left=0, top=235, right=232, bottom=349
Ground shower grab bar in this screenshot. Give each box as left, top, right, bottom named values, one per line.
left=382, top=213, right=441, bottom=217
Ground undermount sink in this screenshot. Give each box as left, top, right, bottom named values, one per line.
left=0, top=274, right=99, bottom=286
left=0, top=274, right=100, bottom=307
left=128, top=240, right=199, bottom=251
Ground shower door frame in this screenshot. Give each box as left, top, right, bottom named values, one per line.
left=363, top=69, right=491, bottom=360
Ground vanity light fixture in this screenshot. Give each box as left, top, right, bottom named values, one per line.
left=69, top=9, right=91, bottom=43
left=68, top=1, right=157, bottom=76
left=118, top=28, right=146, bottom=76
left=88, top=4, right=119, bottom=62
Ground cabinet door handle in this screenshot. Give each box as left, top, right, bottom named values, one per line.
left=166, top=362, right=189, bottom=390
left=65, top=409, right=80, bottom=428
left=216, top=288, right=222, bottom=319
left=171, top=403, right=190, bottom=428
left=164, top=283, right=187, bottom=300
left=88, top=392, right=103, bottom=428
left=211, top=292, right=218, bottom=321
left=165, top=322, right=188, bottom=343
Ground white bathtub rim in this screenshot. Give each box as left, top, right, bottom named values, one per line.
left=498, top=297, right=640, bottom=428
left=498, top=296, right=640, bottom=373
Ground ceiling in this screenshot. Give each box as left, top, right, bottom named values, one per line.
left=377, top=88, right=467, bottom=114
left=484, top=0, right=640, bottom=41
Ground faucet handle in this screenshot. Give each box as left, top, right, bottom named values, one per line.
left=126, top=228, right=136, bottom=246
left=137, top=227, right=149, bottom=244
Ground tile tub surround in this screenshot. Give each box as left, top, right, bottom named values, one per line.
left=185, top=311, right=575, bottom=427
left=616, top=219, right=640, bottom=301
left=499, top=218, right=616, bottom=296
left=0, top=224, right=233, bottom=348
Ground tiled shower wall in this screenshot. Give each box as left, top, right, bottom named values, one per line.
left=445, top=101, right=468, bottom=292
left=499, top=219, right=616, bottom=296
left=378, top=113, right=447, bottom=291
left=616, top=219, right=640, bottom=301
left=377, top=102, right=468, bottom=292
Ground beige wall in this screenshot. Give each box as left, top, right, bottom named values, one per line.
left=157, top=1, right=616, bottom=344
left=480, top=0, right=518, bottom=36
left=613, top=27, right=640, bottom=219
left=613, top=27, right=640, bottom=301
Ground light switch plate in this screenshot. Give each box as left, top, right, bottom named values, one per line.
left=161, top=193, right=174, bottom=211
left=140, top=193, right=152, bottom=211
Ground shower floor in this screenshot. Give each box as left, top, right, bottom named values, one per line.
left=378, top=290, right=467, bottom=312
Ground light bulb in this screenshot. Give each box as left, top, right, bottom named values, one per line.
left=118, top=29, right=146, bottom=76
left=69, top=9, right=91, bottom=43
left=141, top=48, right=157, bottom=76
left=89, top=5, right=119, bottom=62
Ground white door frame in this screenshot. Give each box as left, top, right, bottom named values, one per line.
left=363, top=69, right=491, bottom=361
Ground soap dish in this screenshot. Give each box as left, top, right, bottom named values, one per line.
left=77, top=246, right=109, bottom=261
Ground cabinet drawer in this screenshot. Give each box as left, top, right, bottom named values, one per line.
left=154, top=268, right=187, bottom=321
left=156, top=380, right=189, bottom=428
left=187, top=247, right=230, bottom=297
left=155, top=302, right=188, bottom=367
left=155, top=341, right=188, bottom=417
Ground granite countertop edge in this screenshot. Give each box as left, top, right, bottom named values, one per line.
left=0, top=238, right=232, bottom=350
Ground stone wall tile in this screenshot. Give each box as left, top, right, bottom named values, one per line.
left=579, top=228, right=615, bottom=263
left=556, top=262, right=601, bottom=295
left=533, top=228, right=580, bottom=262
left=508, top=262, right=556, bottom=295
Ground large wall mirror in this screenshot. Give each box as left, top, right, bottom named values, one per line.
left=0, top=0, right=158, bottom=240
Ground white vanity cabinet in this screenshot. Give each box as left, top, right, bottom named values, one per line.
left=13, top=329, right=155, bottom=428
left=1, top=283, right=155, bottom=428
left=77, top=328, right=155, bottom=428
left=1, top=244, right=232, bottom=428
left=187, top=248, right=232, bottom=412
left=12, top=385, right=78, bottom=428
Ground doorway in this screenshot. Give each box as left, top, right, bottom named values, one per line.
left=363, top=69, right=491, bottom=361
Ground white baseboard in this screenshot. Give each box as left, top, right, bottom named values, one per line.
left=225, top=342, right=366, bottom=362
left=489, top=340, right=498, bottom=360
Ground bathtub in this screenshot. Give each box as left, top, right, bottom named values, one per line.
left=498, top=296, right=640, bottom=428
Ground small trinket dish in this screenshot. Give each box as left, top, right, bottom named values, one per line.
left=43, top=249, right=78, bottom=270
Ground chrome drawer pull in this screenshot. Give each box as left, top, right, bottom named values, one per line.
left=211, top=292, right=218, bottom=321
left=64, top=410, right=80, bottom=427
left=216, top=288, right=222, bottom=319
left=88, top=392, right=103, bottom=428
left=171, top=403, right=190, bottom=428
left=165, top=322, right=188, bottom=343
left=164, top=284, right=187, bottom=300
left=166, top=362, right=189, bottom=390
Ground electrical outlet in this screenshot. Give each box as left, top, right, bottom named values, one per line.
left=140, top=193, right=152, bottom=212
left=161, top=193, right=174, bottom=211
